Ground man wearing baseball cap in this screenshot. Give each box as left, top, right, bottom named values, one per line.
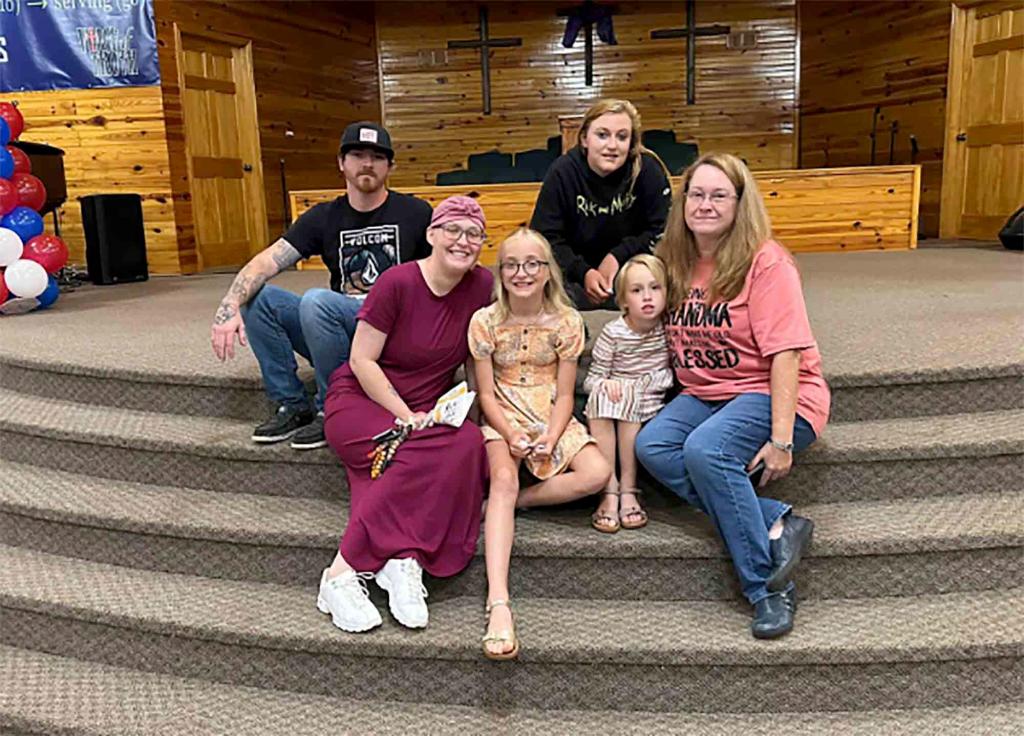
left=210, top=121, right=432, bottom=450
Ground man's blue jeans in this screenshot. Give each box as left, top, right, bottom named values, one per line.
left=241, top=286, right=361, bottom=413
left=636, top=393, right=817, bottom=605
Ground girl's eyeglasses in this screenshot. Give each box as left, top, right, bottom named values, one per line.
left=500, top=259, right=549, bottom=276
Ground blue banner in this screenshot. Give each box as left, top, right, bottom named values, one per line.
left=0, top=0, right=159, bottom=92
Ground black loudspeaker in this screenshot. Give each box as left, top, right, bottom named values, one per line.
left=81, top=194, right=149, bottom=285
left=999, top=206, right=1023, bottom=251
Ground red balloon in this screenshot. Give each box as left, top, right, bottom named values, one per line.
left=0, top=179, right=18, bottom=216
left=0, top=103, right=24, bottom=141
left=0, top=270, right=8, bottom=302
left=11, top=173, right=46, bottom=212
left=23, top=234, right=68, bottom=274
left=7, top=146, right=30, bottom=175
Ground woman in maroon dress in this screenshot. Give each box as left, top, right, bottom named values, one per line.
left=316, top=196, right=494, bottom=633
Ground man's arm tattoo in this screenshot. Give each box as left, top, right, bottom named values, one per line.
left=223, top=271, right=266, bottom=309
left=270, top=240, right=302, bottom=270
left=216, top=240, right=298, bottom=319
left=213, top=302, right=237, bottom=325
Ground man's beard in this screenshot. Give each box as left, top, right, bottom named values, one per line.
left=350, top=172, right=383, bottom=194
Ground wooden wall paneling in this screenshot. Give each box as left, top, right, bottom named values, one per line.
left=376, top=1, right=798, bottom=187
left=155, top=0, right=380, bottom=272
left=799, top=1, right=952, bottom=238
left=291, top=165, right=920, bottom=272
left=11, top=87, right=182, bottom=275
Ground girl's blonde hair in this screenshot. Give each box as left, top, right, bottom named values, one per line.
left=613, top=253, right=668, bottom=311
left=577, top=98, right=672, bottom=192
left=655, top=152, right=772, bottom=306
left=493, top=227, right=573, bottom=322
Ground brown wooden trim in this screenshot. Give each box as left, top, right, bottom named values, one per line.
left=191, top=156, right=243, bottom=178
left=940, top=3, right=969, bottom=239
left=973, top=34, right=1024, bottom=57
left=374, top=5, right=387, bottom=130
left=960, top=213, right=1008, bottom=239
left=966, top=122, right=1024, bottom=146
left=178, top=26, right=249, bottom=49
left=794, top=0, right=802, bottom=169
left=183, top=74, right=236, bottom=94
left=909, top=164, right=922, bottom=248
left=232, top=41, right=270, bottom=256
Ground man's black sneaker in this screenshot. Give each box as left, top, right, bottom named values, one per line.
left=251, top=405, right=314, bottom=444
left=290, top=412, right=328, bottom=450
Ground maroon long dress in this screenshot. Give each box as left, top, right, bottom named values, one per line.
left=324, top=261, right=494, bottom=577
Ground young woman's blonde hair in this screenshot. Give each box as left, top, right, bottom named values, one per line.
left=613, top=253, right=668, bottom=311
left=492, top=227, right=573, bottom=322
left=577, top=98, right=672, bottom=193
left=655, top=152, right=772, bottom=306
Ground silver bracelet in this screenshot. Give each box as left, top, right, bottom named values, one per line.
left=769, top=438, right=794, bottom=452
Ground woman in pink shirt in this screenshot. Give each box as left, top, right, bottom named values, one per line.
left=636, top=153, right=830, bottom=640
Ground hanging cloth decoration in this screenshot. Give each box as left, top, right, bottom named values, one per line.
left=561, top=1, right=618, bottom=48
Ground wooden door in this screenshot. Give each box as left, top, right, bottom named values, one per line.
left=174, top=26, right=268, bottom=270
left=940, top=2, right=1024, bottom=240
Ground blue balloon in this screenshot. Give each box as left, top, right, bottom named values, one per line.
left=0, top=147, right=12, bottom=179
left=1, top=206, right=44, bottom=242
left=0, top=118, right=8, bottom=147
left=36, top=276, right=60, bottom=309
left=35, top=276, right=60, bottom=309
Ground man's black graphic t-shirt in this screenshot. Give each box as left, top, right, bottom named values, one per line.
left=529, top=147, right=671, bottom=285
left=283, top=192, right=432, bottom=295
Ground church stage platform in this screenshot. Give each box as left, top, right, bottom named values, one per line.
left=0, top=247, right=1021, bottom=734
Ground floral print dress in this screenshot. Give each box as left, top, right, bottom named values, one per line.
left=469, top=303, right=595, bottom=479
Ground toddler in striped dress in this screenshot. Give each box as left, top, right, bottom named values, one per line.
left=584, top=254, right=674, bottom=533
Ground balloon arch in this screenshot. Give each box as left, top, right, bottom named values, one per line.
left=0, top=101, right=69, bottom=315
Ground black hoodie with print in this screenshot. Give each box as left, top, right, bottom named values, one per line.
left=529, top=146, right=672, bottom=285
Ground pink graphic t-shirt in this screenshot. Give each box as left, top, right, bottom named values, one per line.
left=665, top=240, right=830, bottom=436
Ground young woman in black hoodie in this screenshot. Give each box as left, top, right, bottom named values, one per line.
left=530, top=99, right=672, bottom=310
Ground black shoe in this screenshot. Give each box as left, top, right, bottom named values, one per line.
left=751, top=588, right=797, bottom=640
left=290, top=412, right=327, bottom=450
left=767, top=514, right=814, bottom=592
left=251, top=405, right=314, bottom=444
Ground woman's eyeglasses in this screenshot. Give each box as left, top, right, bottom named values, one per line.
left=437, top=222, right=486, bottom=245
left=686, top=190, right=738, bottom=206
left=499, top=259, right=549, bottom=276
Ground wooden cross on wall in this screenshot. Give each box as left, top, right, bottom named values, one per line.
left=447, top=6, right=522, bottom=115
left=650, top=0, right=730, bottom=105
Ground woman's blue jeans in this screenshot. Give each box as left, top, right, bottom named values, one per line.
left=241, top=286, right=361, bottom=412
left=636, top=393, right=817, bottom=605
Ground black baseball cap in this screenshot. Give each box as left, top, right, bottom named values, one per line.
left=339, top=122, right=394, bottom=161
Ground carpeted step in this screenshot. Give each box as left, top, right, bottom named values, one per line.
left=1, top=389, right=1020, bottom=503
left=2, top=646, right=1022, bottom=736
left=772, top=408, right=1024, bottom=505
left=0, top=388, right=343, bottom=499
left=0, top=356, right=273, bottom=422
left=825, top=369, right=1024, bottom=423
left=0, top=547, right=1020, bottom=714
left=1, top=462, right=1020, bottom=600
left=4, top=352, right=1021, bottom=424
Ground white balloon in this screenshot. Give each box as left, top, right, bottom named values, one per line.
left=0, top=227, right=23, bottom=267
left=5, top=258, right=48, bottom=298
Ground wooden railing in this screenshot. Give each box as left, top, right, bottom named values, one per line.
left=290, top=165, right=920, bottom=269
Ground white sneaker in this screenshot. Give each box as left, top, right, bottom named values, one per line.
left=375, top=558, right=429, bottom=628
left=316, top=568, right=382, bottom=633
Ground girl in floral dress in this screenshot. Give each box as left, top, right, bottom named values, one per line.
left=469, top=227, right=611, bottom=660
